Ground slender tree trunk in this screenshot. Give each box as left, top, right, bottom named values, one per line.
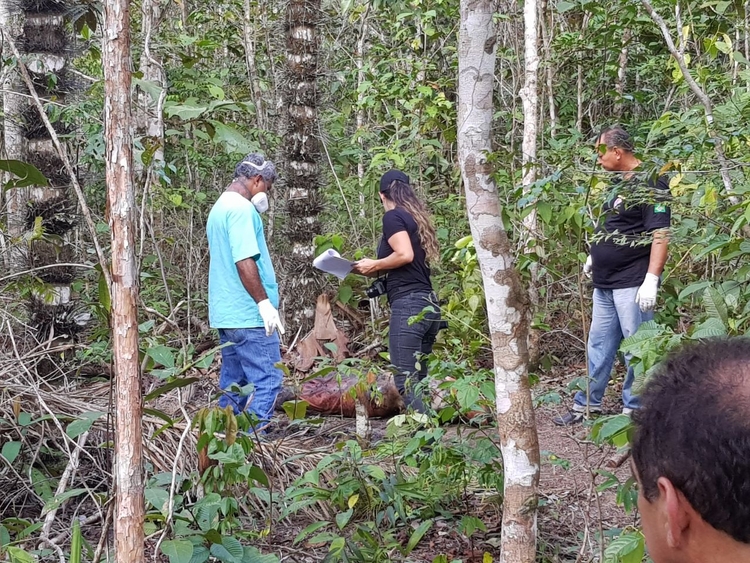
left=0, top=0, right=26, bottom=267
left=521, top=0, right=539, bottom=248
left=614, top=29, right=631, bottom=118
left=745, top=1, right=749, bottom=92
left=576, top=63, right=583, bottom=133
left=135, top=0, right=166, bottom=179
left=539, top=0, right=556, bottom=137
left=102, top=0, right=144, bottom=561
left=458, top=2, right=540, bottom=562
left=243, top=0, right=267, bottom=131
left=356, top=1, right=370, bottom=218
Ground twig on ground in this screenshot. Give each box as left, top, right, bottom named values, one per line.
left=153, top=390, right=194, bottom=562
left=92, top=501, right=115, bottom=563
left=39, top=431, right=90, bottom=549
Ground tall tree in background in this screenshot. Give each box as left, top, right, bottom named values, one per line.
left=102, top=0, right=144, bottom=559
left=281, top=0, right=324, bottom=331
left=2, top=0, right=82, bottom=345
left=457, top=1, right=540, bottom=561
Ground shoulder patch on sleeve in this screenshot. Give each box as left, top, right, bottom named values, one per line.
left=654, top=203, right=667, bottom=213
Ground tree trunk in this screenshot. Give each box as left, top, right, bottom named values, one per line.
left=356, top=1, right=370, bottom=218
left=521, top=0, right=542, bottom=366
left=135, top=0, right=166, bottom=181
left=281, top=0, right=324, bottom=333
left=102, top=1, right=144, bottom=561
left=243, top=0, right=267, bottom=131
left=0, top=0, right=26, bottom=267
left=539, top=0, right=556, bottom=137
left=614, top=29, right=632, bottom=118
left=457, top=2, right=540, bottom=562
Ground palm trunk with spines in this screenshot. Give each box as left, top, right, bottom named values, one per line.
left=280, top=0, right=324, bottom=333
left=2, top=0, right=83, bottom=346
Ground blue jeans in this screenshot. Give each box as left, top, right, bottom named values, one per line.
left=218, top=328, right=283, bottom=422
left=389, top=291, right=441, bottom=413
left=573, top=287, right=653, bottom=412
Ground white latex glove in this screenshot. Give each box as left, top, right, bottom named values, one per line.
left=257, top=299, right=285, bottom=336
left=583, top=255, right=593, bottom=279
left=635, top=273, right=660, bottom=312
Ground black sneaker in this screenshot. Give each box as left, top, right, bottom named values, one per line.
left=552, top=410, right=585, bottom=426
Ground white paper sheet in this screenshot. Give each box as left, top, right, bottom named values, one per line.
left=313, top=249, right=354, bottom=280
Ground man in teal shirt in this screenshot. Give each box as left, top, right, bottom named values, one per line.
left=207, top=153, right=284, bottom=427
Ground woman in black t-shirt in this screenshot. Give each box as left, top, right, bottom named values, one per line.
left=352, top=170, right=443, bottom=413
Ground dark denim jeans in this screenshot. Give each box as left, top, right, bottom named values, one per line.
left=389, top=290, right=441, bottom=413
left=218, top=328, right=283, bottom=423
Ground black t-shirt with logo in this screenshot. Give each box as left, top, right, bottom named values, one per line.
left=377, top=207, right=433, bottom=303
left=590, top=174, right=671, bottom=289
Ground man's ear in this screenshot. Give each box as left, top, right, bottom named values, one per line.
left=658, top=477, right=691, bottom=549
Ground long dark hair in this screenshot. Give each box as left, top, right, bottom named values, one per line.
left=382, top=180, right=439, bottom=263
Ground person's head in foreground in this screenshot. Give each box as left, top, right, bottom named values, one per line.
left=631, top=337, right=750, bottom=563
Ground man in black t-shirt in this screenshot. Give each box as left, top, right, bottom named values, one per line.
left=554, top=126, right=671, bottom=426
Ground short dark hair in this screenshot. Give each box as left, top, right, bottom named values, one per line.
left=631, top=337, right=750, bottom=544
left=599, top=125, right=634, bottom=153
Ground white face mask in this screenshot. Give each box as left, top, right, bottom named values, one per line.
left=250, top=191, right=269, bottom=214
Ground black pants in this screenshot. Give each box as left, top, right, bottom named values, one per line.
left=388, top=291, right=441, bottom=413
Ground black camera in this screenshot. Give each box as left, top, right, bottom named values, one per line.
left=365, top=278, right=387, bottom=298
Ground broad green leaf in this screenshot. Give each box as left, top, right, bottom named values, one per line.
left=1, top=441, right=21, bottom=464
left=66, top=411, right=105, bottom=438
left=147, top=345, right=176, bottom=368
left=293, top=521, right=329, bottom=545
left=556, top=0, right=576, bottom=13
left=210, top=538, right=243, bottom=563
left=592, top=415, right=631, bottom=447
left=536, top=201, right=552, bottom=224
left=0, top=160, right=49, bottom=190
left=145, top=377, right=199, bottom=402
left=282, top=400, right=309, bottom=421
left=604, top=531, right=644, bottom=563
left=0, top=524, right=10, bottom=548
left=703, top=286, right=728, bottom=325
left=337, top=284, right=353, bottom=305
left=241, top=547, right=279, bottom=563
left=41, top=488, right=88, bottom=516
left=164, top=101, right=208, bottom=120
left=220, top=537, right=244, bottom=560
left=161, top=539, right=194, bottom=563
left=6, top=546, right=34, bottom=563
left=189, top=545, right=210, bottom=563
left=404, top=519, right=433, bottom=554
left=193, top=351, right=215, bottom=370
left=207, top=121, right=257, bottom=155
left=247, top=464, right=269, bottom=487
left=691, top=317, right=727, bottom=339
left=335, top=508, right=353, bottom=530
left=328, top=537, right=345, bottom=556
left=145, top=487, right=169, bottom=515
